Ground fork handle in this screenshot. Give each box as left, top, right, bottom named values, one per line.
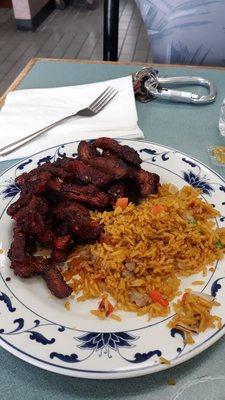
left=0, top=114, right=74, bottom=157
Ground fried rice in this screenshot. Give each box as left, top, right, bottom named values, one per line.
left=63, top=184, right=225, bottom=325
left=168, top=291, right=222, bottom=343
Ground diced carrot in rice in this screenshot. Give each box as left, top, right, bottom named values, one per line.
left=115, top=197, right=128, bottom=209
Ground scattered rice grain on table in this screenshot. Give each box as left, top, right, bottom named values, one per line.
left=63, top=184, right=225, bottom=321
left=167, top=378, right=176, bottom=386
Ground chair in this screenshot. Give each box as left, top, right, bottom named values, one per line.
left=103, top=0, right=225, bottom=66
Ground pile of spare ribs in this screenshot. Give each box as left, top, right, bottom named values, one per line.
left=7, top=137, right=160, bottom=298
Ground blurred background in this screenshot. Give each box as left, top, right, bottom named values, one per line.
left=0, top=0, right=150, bottom=96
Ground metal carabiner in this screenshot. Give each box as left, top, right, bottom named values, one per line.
left=144, top=75, right=217, bottom=104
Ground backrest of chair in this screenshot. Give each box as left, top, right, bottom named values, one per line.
left=135, top=0, right=225, bottom=66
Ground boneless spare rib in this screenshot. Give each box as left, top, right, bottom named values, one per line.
left=7, top=138, right=160, bottom=298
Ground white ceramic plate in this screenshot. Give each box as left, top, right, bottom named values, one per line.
left=0, top=139, right=225, bottom=379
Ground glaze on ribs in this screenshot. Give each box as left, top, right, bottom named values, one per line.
left=7, top=137, right=160, bottom=298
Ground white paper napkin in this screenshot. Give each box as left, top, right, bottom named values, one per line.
left=0, top=76, right=144, bottom=160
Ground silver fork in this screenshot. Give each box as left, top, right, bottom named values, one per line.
left=0, top=86, right=118, bottom=157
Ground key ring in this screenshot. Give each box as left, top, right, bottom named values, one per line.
left=133, top=67, right=217, bottom=104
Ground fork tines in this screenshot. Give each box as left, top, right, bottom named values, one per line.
left=89, top=86, right=118, bottom=113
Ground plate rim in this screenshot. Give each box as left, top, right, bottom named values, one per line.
left=1, top=138, right=225, bottom=184
left=0, top=138, right=225, bottom=379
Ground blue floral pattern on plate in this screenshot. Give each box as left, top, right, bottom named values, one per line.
left=0, top=139, right=224, bottom=379
left=183, top=171, right=214, bottom=195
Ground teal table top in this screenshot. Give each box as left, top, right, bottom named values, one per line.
left=1, top=59, right=225, bottom=399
